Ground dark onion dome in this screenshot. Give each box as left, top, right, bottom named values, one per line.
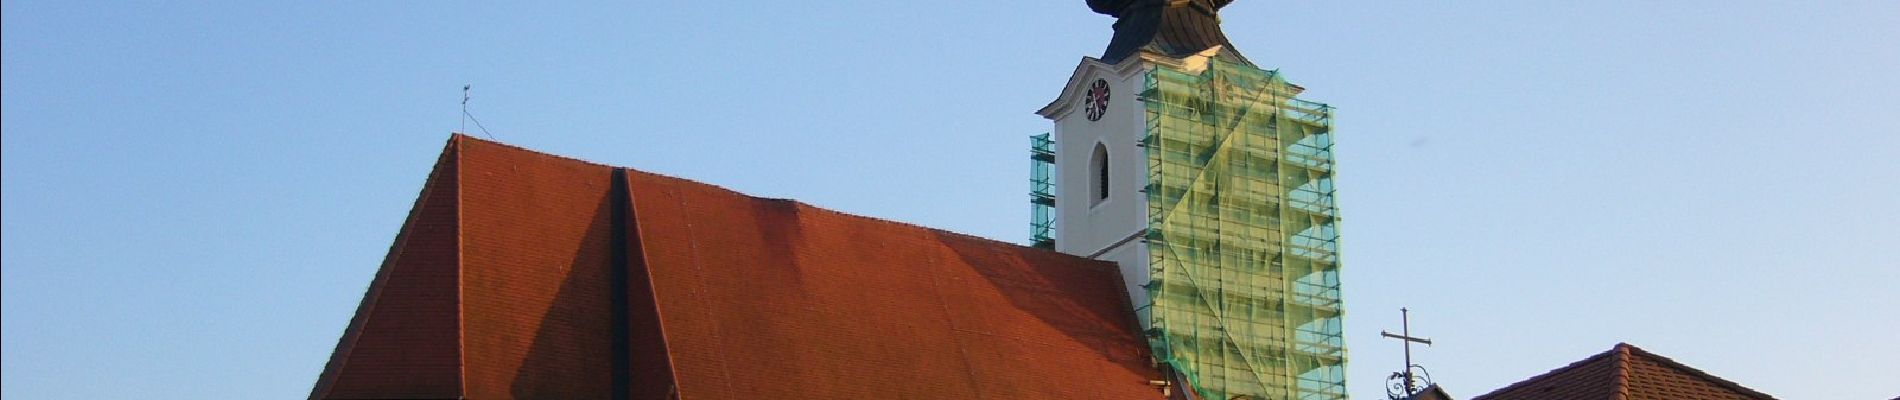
left=1087, top=0, right=1252, bottom=66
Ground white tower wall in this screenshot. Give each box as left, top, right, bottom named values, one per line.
left=1038, top=57, right=1153, bottom=319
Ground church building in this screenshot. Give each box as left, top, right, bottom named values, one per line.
left=311, top=2, right=1344, bottom=399
left=1035, top=0, right=1344, bottom=398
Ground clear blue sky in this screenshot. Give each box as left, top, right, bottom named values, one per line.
left=4, top=1, right=1896, bottom=399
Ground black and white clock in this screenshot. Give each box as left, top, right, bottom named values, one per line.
left=1084, top=78, right=1110, bottom=121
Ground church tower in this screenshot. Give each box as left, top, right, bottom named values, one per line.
left=1032, top=1, right=1346, bottom=398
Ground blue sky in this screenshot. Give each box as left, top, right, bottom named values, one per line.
left=4, top=1, right=1896, bottom=399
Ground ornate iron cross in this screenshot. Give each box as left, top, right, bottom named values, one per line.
left=1381, top=308, right=1433, bottom=399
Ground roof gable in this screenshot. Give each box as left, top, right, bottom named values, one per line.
left=1472, top=343, right=1776, bottom=400
left=310, top=139, right=465, bottom=400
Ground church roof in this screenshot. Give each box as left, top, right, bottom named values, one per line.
left=309, top=135, right=1165, bottom=399
left=1471, top=343, right=1776, bottom=400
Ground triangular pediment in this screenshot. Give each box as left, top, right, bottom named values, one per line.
left=1037, top=47, right=1249, bottom=121
left=1037, top=55, right=1147, bottom=120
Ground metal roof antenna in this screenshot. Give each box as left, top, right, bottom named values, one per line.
left=460, top=84, right=469, bottom=135
left=461, top=84, right=496, bottom=140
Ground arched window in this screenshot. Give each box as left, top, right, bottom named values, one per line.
left=1091, top=142, right=1109, bottom=205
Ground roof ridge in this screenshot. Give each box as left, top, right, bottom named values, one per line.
left=1471, top=344, right=1624, bottom=400
left=1619, top=343, right=1778, bottom=400
left=455, top=133, right=1116, bottom=272
left=1611, top=343, right=1633, bottom=400
left=451, top=133, right=628, bottom=170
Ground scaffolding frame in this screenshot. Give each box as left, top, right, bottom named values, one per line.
left=1140, top=60, right=1346, bottom=400
left=1030, top=133, right=1056, bottom=249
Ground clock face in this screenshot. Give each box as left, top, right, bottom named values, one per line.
left=1084, top=79, right=1110, bottom=121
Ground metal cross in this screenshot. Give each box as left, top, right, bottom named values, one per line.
left=1381, top=307, right=1432, bottom=396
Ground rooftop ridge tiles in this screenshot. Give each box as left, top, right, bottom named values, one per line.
left=1611, top=343, right=1631, bottom=400
left=451, top=133, right=625, bottom=170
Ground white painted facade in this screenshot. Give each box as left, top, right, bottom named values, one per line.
left=1038, top=50, right=1229, bottom=323
left=1037, top=56, right=1155, bottom=321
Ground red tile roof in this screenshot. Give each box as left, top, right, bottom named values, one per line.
left=311, top=134, right=1165, bottom=399
left=1471, top=343, right=1776, bottom=400
left=312, top=137, right=466, bottom=399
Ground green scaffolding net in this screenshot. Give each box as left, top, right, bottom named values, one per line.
left=1030, top=133, right=1056, bottom=249
left=1141, top=60, right=1347, bottom=400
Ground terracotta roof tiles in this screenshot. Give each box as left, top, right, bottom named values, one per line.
left=310, top=135, right=1166, bottom=399
left=1472, top=343, right=1776, bottom=400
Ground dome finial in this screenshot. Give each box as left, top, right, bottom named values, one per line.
left=1088, top=0, right=1250, bottom=65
